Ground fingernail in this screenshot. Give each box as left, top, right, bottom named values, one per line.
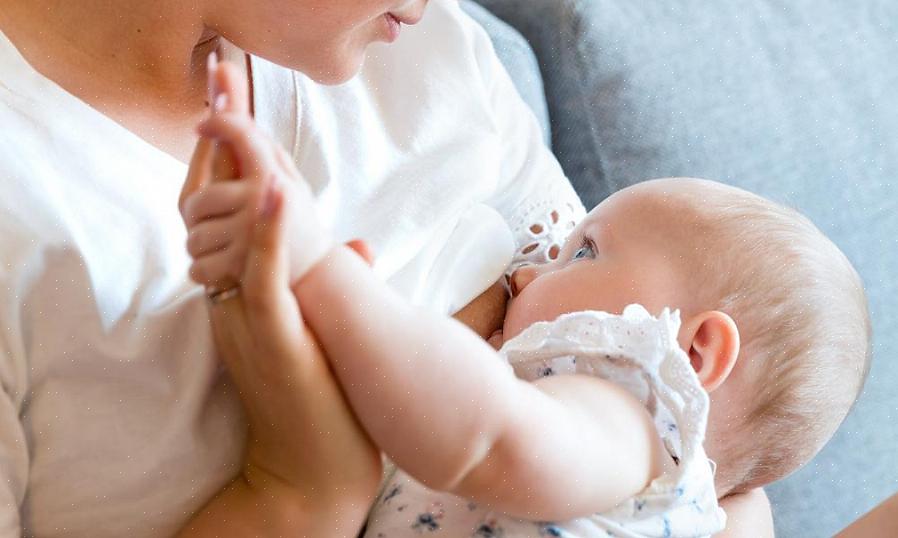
left=207, top=50, right=219, bottom=73
left=207, top=51, right=220, bottom=114
left=261, top=179, right=281, bottom=219
left=213, top=93, right=228, bottom=113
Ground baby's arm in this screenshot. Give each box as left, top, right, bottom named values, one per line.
left=295, top=245, right=666, bottom=520
left=185, top=87, right=663, bottom=519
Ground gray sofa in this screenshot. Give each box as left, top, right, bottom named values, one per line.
left=463, top=1, right=898, bottom=536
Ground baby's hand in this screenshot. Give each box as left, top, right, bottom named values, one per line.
left=183, top=112, right=331, bottom=291
left=182, top=176, right=273, bottom=289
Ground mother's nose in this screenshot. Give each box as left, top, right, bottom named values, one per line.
left=509, top=264, right=539, bottom=297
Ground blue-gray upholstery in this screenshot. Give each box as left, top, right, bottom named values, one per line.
left=462, top=1, right=551, bottom=147
left=467, top=0, right=898, bottom=535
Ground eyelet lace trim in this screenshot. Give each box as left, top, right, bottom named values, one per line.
left=504, top=189, right=586, bottom=289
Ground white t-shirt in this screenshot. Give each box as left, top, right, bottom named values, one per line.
left=0, top=0, right=585, bottom=535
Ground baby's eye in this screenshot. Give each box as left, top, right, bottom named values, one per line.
left=572, top=243, right=595, bottom=261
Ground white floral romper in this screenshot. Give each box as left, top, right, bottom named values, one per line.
left=364, top=305, right=726, bottom=538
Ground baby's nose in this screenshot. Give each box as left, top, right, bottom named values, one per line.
left=509, top=264, right=539, bottom=297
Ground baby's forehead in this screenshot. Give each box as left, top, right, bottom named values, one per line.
left=580, top=189, right=696, bottom=241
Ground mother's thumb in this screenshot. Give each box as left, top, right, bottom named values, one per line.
left=241, top=180, right=290, bottom=317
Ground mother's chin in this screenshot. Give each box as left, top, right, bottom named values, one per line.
left=230, top=32, right=372, bottom=86
left=288, top=4, right=428, bottom=84
left=300, top=12, right=419, bottom=84
left=217, top=0, right=427, bottom=86
left=294, top=48, right=370, bottom=86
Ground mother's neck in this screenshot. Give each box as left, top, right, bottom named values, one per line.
left=0, top=0, right=217, bottom=112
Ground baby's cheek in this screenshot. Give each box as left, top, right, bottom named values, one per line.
left=501, top=304, right=528, bottom=342
left=502, top=298, right=554, bottom=341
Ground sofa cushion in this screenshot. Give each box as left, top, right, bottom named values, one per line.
left=475, top=0, right=898, bottom=535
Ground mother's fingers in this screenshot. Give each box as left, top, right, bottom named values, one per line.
left=198, top=113, right=279, bottom=180
left=211, top=182, right=306, bottom=372
left=240, top=182, right=296, bottom=327
left=213, top=60, right=252, bottom=117
left=179, top=136, right=215, bottom=219
left=189, top=247, right=245, bottom=289
left=206, top=295, right=256, bottom=392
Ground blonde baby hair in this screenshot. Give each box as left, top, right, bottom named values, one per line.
left=636, top=178, right=871, bottom=493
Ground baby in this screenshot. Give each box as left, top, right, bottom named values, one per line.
left=185, top=92, right=870, bottom=535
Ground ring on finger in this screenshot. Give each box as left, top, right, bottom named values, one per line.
left=206, top=284, right=241, bottom=305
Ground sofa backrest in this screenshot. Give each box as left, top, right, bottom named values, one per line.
left=474, top=0, right=898, bottom=535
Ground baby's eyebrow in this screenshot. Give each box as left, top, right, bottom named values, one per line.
left=594, top=221, right=614, bottom=247
left=562, top=231, right=585, bottom=252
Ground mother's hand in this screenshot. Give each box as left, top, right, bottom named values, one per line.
left=177, top=59, right=381, bottom=534
left=204, top=203, right=382, bottom=518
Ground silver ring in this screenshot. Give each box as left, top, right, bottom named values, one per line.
left=206, top=285, right=241, bottom=305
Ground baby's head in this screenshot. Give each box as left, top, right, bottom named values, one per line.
left=504, top=178, right=871, bottom=495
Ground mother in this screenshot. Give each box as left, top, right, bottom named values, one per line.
left=0, top=0, right=583, bottom=535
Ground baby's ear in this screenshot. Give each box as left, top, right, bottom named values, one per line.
left=678, top=311, right=740, bottom=392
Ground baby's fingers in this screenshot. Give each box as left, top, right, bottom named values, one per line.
left=186, top=213, right=248, bottom=258
left=182, top=180, right=260, bottom=227
left=189, top=247, right=246, bottom=289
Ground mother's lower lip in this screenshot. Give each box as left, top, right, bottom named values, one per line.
left=382, top=13, right=401, bottom=43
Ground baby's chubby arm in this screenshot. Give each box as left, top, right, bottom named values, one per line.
left=185, top=152, right=662, bottom=517
left=295, top=245, right=666, bottom=520
left=184, top=92, right=664, bottom=519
